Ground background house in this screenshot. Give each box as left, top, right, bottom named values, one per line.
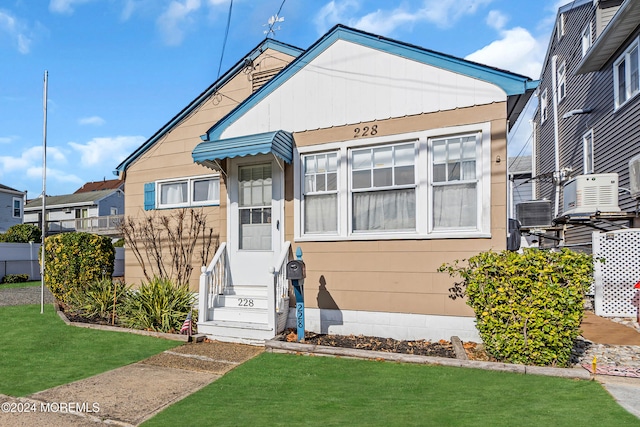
left=532, top=0, right=640, bottom=250
left=24, top=188, right=124, bottom=237
left=74, top=178, right=124, bottom=194
left=0, top=183, right=26, bottom=233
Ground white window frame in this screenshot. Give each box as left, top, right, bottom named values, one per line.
left=557, top=61, right=566, bottom=102
left=12, top=197, right=21, bottom=218
left=294, top=123, right=491, bottom=241
left=581, top=22, right=592, bottom=57
left=156, top=174, right=220, bottom=209
left=557, top=13, right=565, bottom=41
left=301, top=151, right=340, bottom=235
left=583, top=129, right=594, bottom=174
left=613, top=37, right=640, bottom=110
left=540, top=89, right=548, bottom=124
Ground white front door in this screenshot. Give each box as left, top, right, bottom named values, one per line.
left=228, top=155, right=283, bottom=285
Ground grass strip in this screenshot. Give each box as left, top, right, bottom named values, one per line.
left=144, top=352, right=639, bottom=427
left=0, top=280, right=41, bottom=289
left=0, top=304, right=182, bottom=396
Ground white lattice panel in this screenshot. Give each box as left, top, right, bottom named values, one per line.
left=593, top=229, right=640, bottom=317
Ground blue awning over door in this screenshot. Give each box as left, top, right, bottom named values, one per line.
left=192, top=130, right=293, bottom=169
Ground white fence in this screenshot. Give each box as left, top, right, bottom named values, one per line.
left=0, top=243, right=124, bottom=281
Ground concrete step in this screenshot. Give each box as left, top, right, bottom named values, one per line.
left=210, top=306, right=268, bottom=324
left=216, top=294, right=268, bottom=310
left=197, top=319, right=274, bottom=344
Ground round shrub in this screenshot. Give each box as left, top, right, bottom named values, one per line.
left=42, top=232, right=115, bottom=305
left=439, top=248, right=594, bottom=367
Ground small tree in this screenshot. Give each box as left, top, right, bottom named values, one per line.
left=439, top=248, right=594, bottom=367
left=120, top=209, right=217, bottom=285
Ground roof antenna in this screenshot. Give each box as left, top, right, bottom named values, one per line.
left=263, top=14, right=284, bottom=37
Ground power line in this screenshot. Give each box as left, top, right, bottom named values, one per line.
left=265, top=0, right=287, bottom=37
left=216, top=0, right=234, bottom=80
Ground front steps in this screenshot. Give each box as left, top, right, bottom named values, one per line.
left=198, top=284, right=277, bottom=344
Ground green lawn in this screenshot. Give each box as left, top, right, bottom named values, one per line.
left=0, top=280, right=41, bottom=289
left=143, top=353, right=640, bottom=427
left=0, top=304, right=182, bottom=396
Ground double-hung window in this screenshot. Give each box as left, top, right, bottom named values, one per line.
left=614, top=38, right=640, bottom=109
left=581, top=22, right=592, bottom=57
left=431, top=135, right=478, bottom=229
left=557, top=61, right=566, bottom=102
left=303, top=152, right=338, bottom=234
left=155, top=175, right=220, bottom=209
left=583, top=129, right=594, bottom=174
left=12, top=198, right=21, bottom=218
left=350, top=143, right=416, bottom=232
left=540, top=89, right=548, bottom=124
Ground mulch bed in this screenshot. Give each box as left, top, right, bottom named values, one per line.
left=283, top=329, right=492, bottom=361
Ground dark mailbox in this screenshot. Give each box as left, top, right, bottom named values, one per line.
left=286, top=260, right=306, bottom=280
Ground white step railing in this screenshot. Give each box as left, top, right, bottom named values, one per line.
left=198, top=242, right=229, bottom=323
left=270, top=241, right=291, bottom=334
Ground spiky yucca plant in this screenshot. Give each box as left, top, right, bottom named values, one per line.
left=118, top=277, right=195, bottom=333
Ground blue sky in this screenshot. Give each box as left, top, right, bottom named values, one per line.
left=1, top=0, right=571, bottom=197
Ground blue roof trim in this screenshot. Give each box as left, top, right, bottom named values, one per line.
left=203, top=25, right=536, bottom=142
left=114, top=38, right=303, bottom=175
left=192, top=130, right=293, bottom=165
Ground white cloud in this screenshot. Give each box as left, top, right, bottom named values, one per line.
left=465, top=26, right=544, bottom=78
left=314, top=0, right=493, bottom=36
left=486, top=10, right=507, bottom=31
left=68, top=135, right=145, bottom=167
left=0, top=146, right=67, bottom=175
left=78, top=116, right=106, bottom=126
left=0, top=10, right=33, bottom=54
left=49, top=0, right=95, bottom=15
left=26, top=166, right=84, bottom=186
left=156, top=0, right=202, bottom=46
left=0, top=136, right=17, bottom=144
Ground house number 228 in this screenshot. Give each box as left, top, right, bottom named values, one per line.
left=353, top=125, right=378, bottom=138
left=238, top=298, right=254, bottom=307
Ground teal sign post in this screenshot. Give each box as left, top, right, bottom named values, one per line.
left=288, top=247, right=306, bottom=342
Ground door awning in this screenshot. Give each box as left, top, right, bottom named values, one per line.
left=192, top=130, right=293, bottom=170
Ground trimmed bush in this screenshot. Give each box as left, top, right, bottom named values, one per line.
left=439, top=248, right=594, bottom=367
left=1, top=274, right=30, bottom=284
left=118, top=277, right=195, bottom=333
left=0, top=224, right=41, bottom=243
left=67, top=278, right=129, bottom=323
left=43, top=232, right=115, bottom=305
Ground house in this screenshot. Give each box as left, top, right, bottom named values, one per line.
left=116, top=25, right=537, bottom=343
left=0, top=183, right=26, bottom=233
left=508, top=155, right=533, bottom=218
left=24, top=188, right=124, bottom=236
left=532, top=0, right=640, bottom=249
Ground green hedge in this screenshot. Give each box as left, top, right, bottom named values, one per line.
left=43, top=232, right=115, bottom=305
left=439, top=248, right=594, bottom=367
left=1, top=274, right=30, bottom=284
left=0, top=224, right=41, bottom=243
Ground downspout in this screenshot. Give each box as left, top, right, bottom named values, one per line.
left=551, top=55, right=561, bottom=217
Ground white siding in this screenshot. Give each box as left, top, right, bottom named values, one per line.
left=222, top=40, right=506, bottom=138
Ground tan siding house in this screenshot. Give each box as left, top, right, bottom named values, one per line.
left=117, top=25, right=536, bottom=344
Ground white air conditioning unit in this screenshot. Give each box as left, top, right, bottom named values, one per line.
left=562, top=173, right=620, bottom=215
left=629, top=154, right=640, bottom=200
left=516, top=200, right=553, bottom=228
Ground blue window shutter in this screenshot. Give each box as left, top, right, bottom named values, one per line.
left=144, top=182, right=155, bottom=210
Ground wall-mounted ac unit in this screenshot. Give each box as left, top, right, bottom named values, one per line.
left=562, top=173, right=620, bottom=215
left=516, top=200, right=553, bottom=228
left=629, top=154, right=640, bottom=200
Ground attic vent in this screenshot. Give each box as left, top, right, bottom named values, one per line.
left=252, top=67, right=283, bottom=92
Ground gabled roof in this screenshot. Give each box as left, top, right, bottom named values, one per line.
left=202, top=24, right=538, bottom=143
left=75, top=179, right=123, bottom=193
left=113, top=38, right=303, bottom=176
left=25, top=189, right=122, bottom=210
left=577, top=0, right=640, bottom=73
left=0, top=183, right=24, bottom=195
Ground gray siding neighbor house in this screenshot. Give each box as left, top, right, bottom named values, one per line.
left=532, top=0, right=640, bottom=249
left=24, top=189, right=124, bottom=236
left=0, top=184, right=26, bottom=233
